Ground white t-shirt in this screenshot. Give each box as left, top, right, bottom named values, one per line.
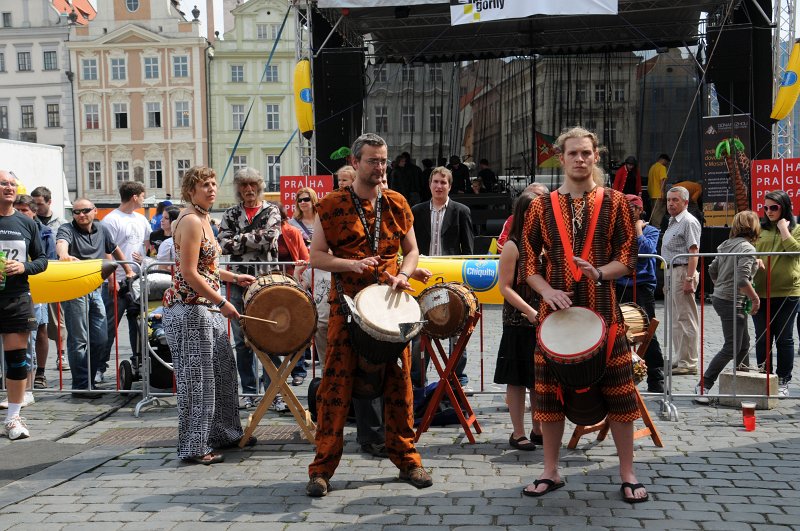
left=156, top=237, right=175, bottom=264
left=103, top=208, right=152, bottom=282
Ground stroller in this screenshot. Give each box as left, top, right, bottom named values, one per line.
left=118, top=271, right=175, bottom=390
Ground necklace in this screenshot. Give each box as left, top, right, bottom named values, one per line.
left=191, top=202, right=209, bottom=216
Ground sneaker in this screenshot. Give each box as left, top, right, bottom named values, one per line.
left=240, top=396, right=256, bottom=410
left=56, top=354, right=69, bottom=371
left=0, top=394, right=34, bottom=409
left=292, top=375, right=305, bottom=386
left=306, top=475, right=329, bottom=497
left=673, top=367, right=697, bottom=375
left=34, top=374, right=47, bottom=389
left=360, top=442, right=389, bottom=458
left=4, top=415, right=30, bottom=440
left=694, top=383, right=712, bottom=404
left=461, top=385, right=475, bottom=396
left=94, top=372, right=105, bottom=385
left=779, top=379, right=790, bottom=397
left=399, top=466, right=433, bottom=489
left=269, top=395, right=288, bottom=413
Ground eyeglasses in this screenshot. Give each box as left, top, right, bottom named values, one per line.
left=0, top=181, right=17, bottom=188
left=764, top=205, right=781, bottom=212
left=239, top=181, right=260, bottom=188
left=363, top=158, right=388, bottom=167
left=73, top=208, right=94, bottom=215
left=297, top=197, right=312, bottom=203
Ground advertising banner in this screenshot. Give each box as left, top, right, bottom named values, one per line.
left=280, top=175, right=334, bottom=218
left=751, top=158, right=800, bottom=213
left=450, top=0, right=617, bottom=26
left=701, top=114, right=751, bottom=227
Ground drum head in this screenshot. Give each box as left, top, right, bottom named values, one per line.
left=244, top=283, right=317, bottom=355
left=538, top=307, right=605, bottom=360
left=355, top=284, right=421, bottom=337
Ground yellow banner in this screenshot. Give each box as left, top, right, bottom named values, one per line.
left=409, top=255, right=503, bottom=305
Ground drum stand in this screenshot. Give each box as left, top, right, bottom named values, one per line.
left=415, top=312, right=482, bottom=444
left=238, top=348, right=316, bottom=447
left=568, top=319, right=663, bottom=449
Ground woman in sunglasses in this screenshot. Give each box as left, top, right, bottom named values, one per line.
left=290, top=187, right=318, bottom=247
left=752, top=190, right=800, bottom=397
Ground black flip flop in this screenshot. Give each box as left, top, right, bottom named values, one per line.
left=620, top=482, right=649, bottom=503
left=521, top=478, right=565, bottom=497
left=183, top=452, right=224, bottom=465
left=509, top=435, right=537, bottom=451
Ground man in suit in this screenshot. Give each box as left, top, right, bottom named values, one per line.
left=411, top=166, right=475, bottom=391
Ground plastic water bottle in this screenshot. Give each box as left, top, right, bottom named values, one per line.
left=0, top=250, right=6, bottom=291
left=741, top=297, right=752, bottom=315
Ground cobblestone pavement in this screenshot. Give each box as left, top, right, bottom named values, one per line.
left=1, top=299, right=800, bottom=530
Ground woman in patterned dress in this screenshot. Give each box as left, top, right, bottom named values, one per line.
left=163, top=166, right=255, bottom=465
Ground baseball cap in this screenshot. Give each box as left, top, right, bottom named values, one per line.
left=624, top=194, right=643, bottom=208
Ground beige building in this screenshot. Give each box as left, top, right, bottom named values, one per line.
left=209, top=0, right=300, bottom=207
left=68, top=0, right=209, bottom=202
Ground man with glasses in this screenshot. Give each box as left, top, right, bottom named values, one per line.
left=56, top=198, right=131, bottom=396
left=31, top=186, right=69, bottom=371
left=218, top=168, right=282, bottom=409
left=0, top=171, right=48, bottom=439
left=662, top=186, right=701, bottom=375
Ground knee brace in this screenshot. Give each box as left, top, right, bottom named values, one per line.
left=4, top=348, right=29, bottom=381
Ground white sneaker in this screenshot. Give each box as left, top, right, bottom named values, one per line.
left=694, top=383, right=712, bottom=404
left=779, top=383, right=790, bottom=397
left=270, top=395, right=288, bottom=413
left=4, top=415, right=30, bottom=440
left=94, top=372, right=105, bottom=384
left=461, top=385, right=475, bottom=396
left=0, top=394, right=34, bottom=409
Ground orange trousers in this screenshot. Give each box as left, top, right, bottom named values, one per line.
left=308, top=313, right=423, bottom=479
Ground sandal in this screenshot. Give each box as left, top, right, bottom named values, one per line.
left=620, top=482, right=649, bottom=503
left=521, top=478, right=565, bottom=497
left=218, top=435, right=257, bottom=449
left=509, top=435, right=537, bottom=451
left=529, top=430, right=544, bottom=445
left=183, top=452, right=224, bottom=465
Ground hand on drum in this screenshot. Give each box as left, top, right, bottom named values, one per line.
left=384, top=271, right=413, bottom=292
left=236, top=274, right=256, bottom=287
left=220, top=300, right=241, bottom=320
left=350, top=256, right=380, bottom=274
left=540, top=286, right=574, bottom=310
left=411, top=267, right=433, bottom=284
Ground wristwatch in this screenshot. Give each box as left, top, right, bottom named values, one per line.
left=595, top=269, right=603, bottom=286
left=215, top=298, right=227, bottom=309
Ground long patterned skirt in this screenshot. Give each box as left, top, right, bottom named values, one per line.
left=164, top=303, right=243, bottom=459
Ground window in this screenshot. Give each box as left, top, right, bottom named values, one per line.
left=607, top=120, right=617, bottom=143
left=266, top=155, right=281, bottom=191
left=115, top=161, right=130, bottom=184
left=0, top=53, right=5, bottom=72
left=594, top=83, right=606, bottom=103
left=614, top=85, right=625, bottom=102
left=401, top=65, right=415, bottom=83
left=172, top=56, right=188, bottom=77
left=82, top=58, right=97, bottom=80
left=263, top=65, right=278, bottom=83
left=231, top=64, right=244, bottom=83
left=271, top=24, right=281, bottom=40
left=144, top=57, right=159, bottom=79
left=232, top=155, right=247, bottom=173
left=111, top=58, right=126, bottom=81
left=174, top=101, right=190, bottom=127
left=265, top=104, right=280, bottom=130
left=0, top=106, right=8, bottom=132
left=146, top=102, right=161, bottom=128
left=47, top=104, right=60, bottom=127
left=177, top=159, right=191, bottom=180
left=231, top=104, right=245, bottom=129
left=429, top=65, right=443, bottom=83
left=256, top=24, right=269, bottom=40
left=113, top=102, right=128, bottom=129
left=375, top=66, right=387, bottom=83
left=21, top=105, right=34, bottom=128
left=126, top=0, right=139, bottom=12
left=148, top=160, right=163, bottom=188
left=2, top=13, right=11, bottom=28
left=87, top=161, right=102, bottom=190
left=85, top=104, right=99, bottom=129
left=43, top=51, right=57, bottom=71
left=18, top=52, right=31, bottom=72
left=374, top=105, right=388, bottom=133
left=429, top=105, right=442, bottom=133
left=401, top=106, right=415, bottom=133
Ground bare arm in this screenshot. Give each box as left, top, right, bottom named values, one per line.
left=111, top=246, right=135, bottom=277
left=384, top=226, right=418, bottom=291
left=498, top=242, right=536, bottom=324
left=56, top=239, right=78, bottom=261
left=309, top=215, right=381, bottom=274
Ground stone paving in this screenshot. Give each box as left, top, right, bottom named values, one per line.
left=1, top=299, right=800, bottom=530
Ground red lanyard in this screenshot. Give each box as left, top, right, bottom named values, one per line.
left=550, top=187, right=604, bottom=282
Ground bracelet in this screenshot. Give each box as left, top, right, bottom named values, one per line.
left=398, top=271, right=411, bottom=279
left=215, top=298, right=227, bottom=309
left=596, top=269, right=604, bottom=282
left=234, top=274, right=239, bottom=284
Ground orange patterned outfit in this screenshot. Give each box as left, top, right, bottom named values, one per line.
left=519, top=187, right=641, bottom=423
left=308, top=188, right=423, bottom=481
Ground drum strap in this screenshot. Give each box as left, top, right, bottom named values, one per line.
left=550, top=187, right=604, bottom=282
left=555, top=322, right=618, bottom=405
left=347, top=186, right=383, bottom=257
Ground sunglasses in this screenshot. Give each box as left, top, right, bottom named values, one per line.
left=73, top=208, right=94, bottom=215
left=763, top=205, right=781, bottom=212
left=297, top=197, right=312, bottom=203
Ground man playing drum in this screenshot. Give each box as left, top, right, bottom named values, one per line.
left=519, top=126, right=648, bottom=503
left=306, top=133, right=432, bottom=497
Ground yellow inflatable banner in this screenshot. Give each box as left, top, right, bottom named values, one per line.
left=30, top=259, right=117, bottom=304
left=409, top=255, right=503, bottom=305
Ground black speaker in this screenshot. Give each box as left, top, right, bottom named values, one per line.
left=311, top=10, right=365, bottom=175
